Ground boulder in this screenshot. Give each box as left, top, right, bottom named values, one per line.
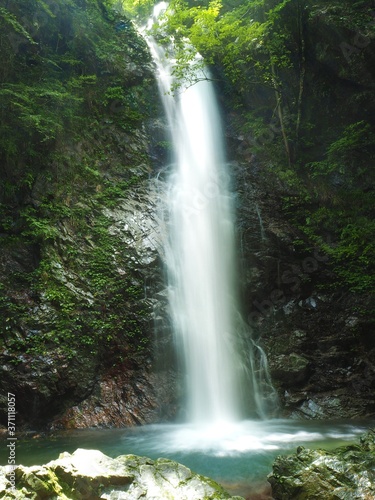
left=270, top=353, right=310, bottom=386
left=268, top=429, right=375, bottom=499
left=1, top=448, right=244, bottom=499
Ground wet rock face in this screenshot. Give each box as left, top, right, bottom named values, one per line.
left=270, top=353, right=310, bottom=386
left=0, top=351, right=98, bottom=428
left=268, top=430, right=375, bottom=500
left=0, top=0, right=178, bottom=431
left=228, top=137, right=375, bottom=419
left=260, top=293, right=375, bottom=419
left=0, top=449, right=243, bottom=500
left=0, top=171, right=176, bottom=430
left=51, top=369, right=179, bottom=429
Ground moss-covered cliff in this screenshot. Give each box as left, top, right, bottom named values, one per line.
left=218, top=0, right=375, bottom=417
left=0, top=0, right=177, bottom=429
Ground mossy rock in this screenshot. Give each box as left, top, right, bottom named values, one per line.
left=0, top=449, right=244, bottom=499
left=269, top=430, right=375, bottom=499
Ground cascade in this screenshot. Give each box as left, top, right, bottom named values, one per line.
left=145, top=4, right=276, bottom=424
left=255, top=203, right=266, bottom=242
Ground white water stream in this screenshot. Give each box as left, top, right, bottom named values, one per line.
left=145, top=4, right=276, bottom=424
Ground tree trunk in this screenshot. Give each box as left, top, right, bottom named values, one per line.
left=295, top=0, right=306, bottom=154
left=271, top=62, right=292, bottom=167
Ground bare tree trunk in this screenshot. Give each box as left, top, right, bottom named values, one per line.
left=295, top=0, right=306, bottom=153
left=271, top=63, right=291, bottom=167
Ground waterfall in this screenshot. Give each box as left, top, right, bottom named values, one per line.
left=145, top=4, right=277, bottom=424
left=255, top=203, right=266, bottom=242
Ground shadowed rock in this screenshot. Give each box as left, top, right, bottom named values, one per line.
left=0, top=448, right=245, bottom=499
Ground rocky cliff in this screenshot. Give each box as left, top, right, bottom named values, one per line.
left=229, top=132, right=375, bottom=419
left=221, top=0, right=375, bottom=419
left=0, top=0, right=177, bottom=430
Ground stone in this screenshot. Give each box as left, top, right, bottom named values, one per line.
left=268, top=430, right=375, bottom=499
left=295, top=398, right=325, bottom=419
left=1, top=449, right=243, bottom=500
left=270, top=353, right=310, bottom=386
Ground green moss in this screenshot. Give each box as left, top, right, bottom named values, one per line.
left=276, top=119, right=375, bottom=293
left=0, top=0, right=155, bottom=366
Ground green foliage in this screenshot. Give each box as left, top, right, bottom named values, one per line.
left=21, top=208, right=59, bottom=241
left=0, top=0, right=152, bottom=193
left=0, top=7, right=36, bottom=43
left=0, top=0, right=154, bottom=362
left=308, top=121, right=375, bottom=186
left=300, top=209, right=375, bottom=292
left=95, top=178, right=139, bottom=206
left=281, top=119, right=375, bottom=292
left=0, top=83, right=81, bottom=144
left=118, top=0, right=160, bottom=20
left=146, top=0, right=296, bottom=92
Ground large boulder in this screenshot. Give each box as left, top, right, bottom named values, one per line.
left=269, top=353, right=310, bottom=386
left=268, top=429, right=375, bottom=499
left=1, top=449, right=244, bottom=500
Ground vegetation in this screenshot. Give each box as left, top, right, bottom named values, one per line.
left=0, top=0, right=156, bottom=361
left=141, top=0, right=375, bottom=292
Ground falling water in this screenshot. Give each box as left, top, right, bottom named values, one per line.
left=255, top=203, right=266, bottom=242
left=145, top=4, right=276, bottom=424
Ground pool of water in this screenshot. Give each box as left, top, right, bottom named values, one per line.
left=1, top=419, right=372, bottom=498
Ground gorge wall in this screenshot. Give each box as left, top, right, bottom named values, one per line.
left=222, top=0, right=375, bottom=418
left=230, top=142, right=375, bottom=418
left=0, top=0, right=176, bottom=430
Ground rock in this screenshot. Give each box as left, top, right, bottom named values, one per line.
left=51, top=370, right=178, bottom=429
left=230, top=124, right=375, bottom=420
left=0, top=174, right=173, bottom=430
left=1, top=449, right=244, bottom=499
left=102, top=178, right=166, bottom=265
left=268, top=430, right=375, bottom=499
left=293, top=398, right=325, bottom=419
left=270, top=353, right=310, bottom=386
